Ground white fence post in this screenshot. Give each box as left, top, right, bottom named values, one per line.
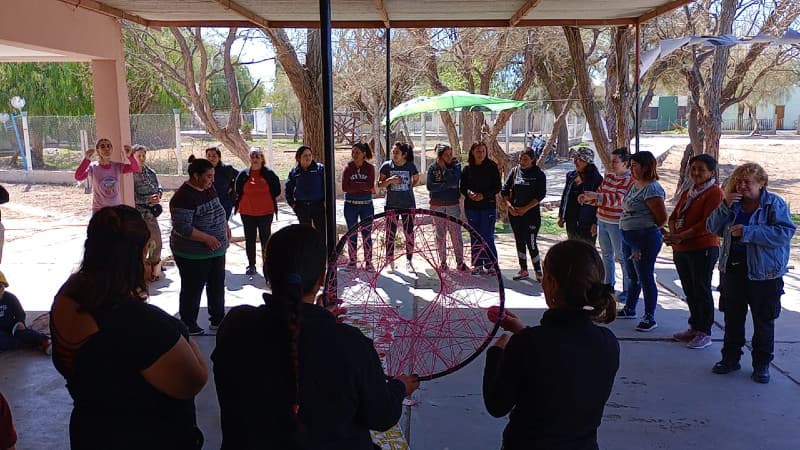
left=505, top=118, right=511, bottom=153
left=20, top=112, right=33, bottom=172
left=420, top=113, right=427, bottom=175
left=265, top=104, right=274, bottom=169
left=173, top=109, right=183, bottom=175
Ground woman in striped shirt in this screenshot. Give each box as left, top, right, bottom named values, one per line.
left=579, top=147, right=633, bottom=302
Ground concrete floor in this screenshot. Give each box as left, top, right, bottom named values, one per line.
left=2, top=144, right=799, bottom=449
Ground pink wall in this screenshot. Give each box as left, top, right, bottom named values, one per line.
left=1, top=0, right=134, bottom=205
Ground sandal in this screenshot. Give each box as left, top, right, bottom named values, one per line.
left=512, top=270, right=529, bottom=281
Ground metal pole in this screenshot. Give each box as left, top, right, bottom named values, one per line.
left=320, top=0, right=337, bottom=254
left=634, top=21, right=641, bottom=153
left=420, top=114, right=427, bottom=175
left=265, top=105, right=274, bottom=169
left=385, top=28, right=392, bottom=162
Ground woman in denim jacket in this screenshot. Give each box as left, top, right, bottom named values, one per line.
left=706, top=163, right=795, bottom=384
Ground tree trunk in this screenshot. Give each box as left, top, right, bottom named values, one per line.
left=439, top=111, right=461, bottom=154
left=564, top=27, right=610, bottom=161
left=262, top=28, right=325, bottom=162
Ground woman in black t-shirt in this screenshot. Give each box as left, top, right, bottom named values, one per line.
left=50, top=206, right=208, bottom=450
left=212, top=224, right=420, bottom=449
left=501, top=148, right=547, bottom=281
left=484, top=240, right=619, bottom=450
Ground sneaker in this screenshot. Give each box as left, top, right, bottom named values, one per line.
left=635, top=316, right=658, bottom=332
left=672, top=328, right=696, bottom=342
left=616, top=308, right=637, bottom=319
left=457, top=262, right=469, bottom=272
left=471, top=266, right=484, bottom=276
left=687, top=332, right=712, bottom=349
left=712, top=360, right=741, bottom=374
left=187, top=326, right=204, bottom=336
left=209, top=323, right=220, bottom=331
left=512, top=270, right=529, bottom=281
left=484, top=266, right=497, bottom=276
left=751, top=366, right=770, bottom=384
left=365, top=262, right=375, bottom=272
left=245, top=266, right=256, bottom=276
left=41, top=339, right=52, bottom=356
left=406, top=259, right=415, bottom=273
left=534, top=270, right=543, bottom=283
left=346, top=260, right=357, bottom=270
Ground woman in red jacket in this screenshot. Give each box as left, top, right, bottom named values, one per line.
left=664, top=154, right=723, bottom=349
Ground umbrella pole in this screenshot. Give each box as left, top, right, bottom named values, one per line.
left=320, top=0, right=337, bottom=255
left=634, top=20, right=641, bottom=153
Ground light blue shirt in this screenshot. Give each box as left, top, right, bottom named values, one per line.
left=620, top=181, right=665, bottom=231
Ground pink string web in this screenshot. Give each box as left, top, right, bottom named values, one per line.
left=326, top=209, right=504, bottom=380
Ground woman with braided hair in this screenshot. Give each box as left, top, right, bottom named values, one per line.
left=212, top=224, right=419, bottom=449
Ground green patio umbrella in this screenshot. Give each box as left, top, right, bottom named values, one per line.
left=387, top=90, right=528, bottom=124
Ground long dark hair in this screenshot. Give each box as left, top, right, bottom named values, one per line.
left=67, top=205, right=150, bottom=312
left=544, top=240, right=616, bottom=323
left=295, top=146, right=313, bottom=167
left=352, top=142, right=373, bottom=160
left=393, top=142, right=414, bottom=163
left=467, top=142, right=488, bottom=166
left=205, top=146, right=222, bottom=165
left=187, top=155, right=214, bottom=176
left=266, top=224, right=327, bottom=429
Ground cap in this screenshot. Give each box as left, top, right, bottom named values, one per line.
left=570, top=146, right=594, bottom=164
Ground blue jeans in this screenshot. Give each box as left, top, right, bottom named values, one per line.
left=621, top=227, right=662, bottom=318
left=465, top=208, right=497, bottom=269
left=344, top=201, right=374, bottom=264
left=597, top=220, right=629, bottom=302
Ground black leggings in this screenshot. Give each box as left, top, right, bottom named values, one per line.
left=385, top=211, right=414, bottom=262
left=241, top=214, right=273, bottom=270
left=509, top=211, right=541, bottom=272
left=294, top=201, right=327, bottom=245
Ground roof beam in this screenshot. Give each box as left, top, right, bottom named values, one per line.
left=371, top=0, right=391, bottom=28
left=509, top=0, right=543, bottom=27
left=58, top=0, right=150, bottom=26
left=637, top=0, right=693, bottom=23
left=211, top=0, right=271, bottom=29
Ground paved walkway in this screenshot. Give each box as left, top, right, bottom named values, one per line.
left=2, top=135, right=799, bottom=449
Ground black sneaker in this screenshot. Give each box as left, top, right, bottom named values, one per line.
left=616, top=308, right=637, bottom=319
left=187, top=325, right=204, bottom=336
left=751, top=366, right=770, bottom=384
left=711, top=360, right=741, bottom=374
left=635, top=316, right=658, bottom=332
left=245, top=266, right=256, bottom=276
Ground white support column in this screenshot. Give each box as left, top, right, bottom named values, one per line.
left=420, top=113, right=427, bottom=175
left=505, top=118, right=511, bottom=153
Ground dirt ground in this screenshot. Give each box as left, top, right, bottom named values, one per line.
left=2, top=136, right=799, bottom=225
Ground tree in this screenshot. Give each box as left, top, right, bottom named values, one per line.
left=0, top=62, right=94, bottom=168
left=125, top=26, right=264, bottom=163
left=266, top=65, right=302, bottom=142
left=260, top=28, right=325, bottom=162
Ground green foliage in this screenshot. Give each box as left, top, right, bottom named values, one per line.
left=0, top=62, right=94, bottom=115
left=208, top=64, right=265, bottom=111
left=241, top=122, right=253, bottom=141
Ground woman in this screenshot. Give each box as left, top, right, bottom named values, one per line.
left=286, top=146, right=326, bottom=241
left=132, top=145, right=164, bottom=282
left=617, top=151, right=667, bottom=333
left=50, top=205, right=208, bottom=449
left=426, top=143, right=467, bottom=272
left=460, top=142, right=501, bottom=275
left=558, top=147, right=603, bottom=243
left=378, top=142, right=419, bottom=272
left=501, top=148, right=546, bottom=281
left=483, top=240, right=619, bottom=450
left=74, top=138, right=139, bottom=213
left=579, top=147, right=633, bottom=302
left=664, top=154, right=723, bottom=349
left=0, top=271, right=51, bottom=354
left=205, top=146, right=238, bottom=221
left=707, top=163, right=794, bottom=383
left=212, top=224, right=420, bottom=449
left=170, top=156, right=231, bottom=335
left=342, top=142, right=376, bottom=270
left=234, top=148, right=281, bottom=279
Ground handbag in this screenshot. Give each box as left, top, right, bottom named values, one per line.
left=148, top=203, right=163, bottom=217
